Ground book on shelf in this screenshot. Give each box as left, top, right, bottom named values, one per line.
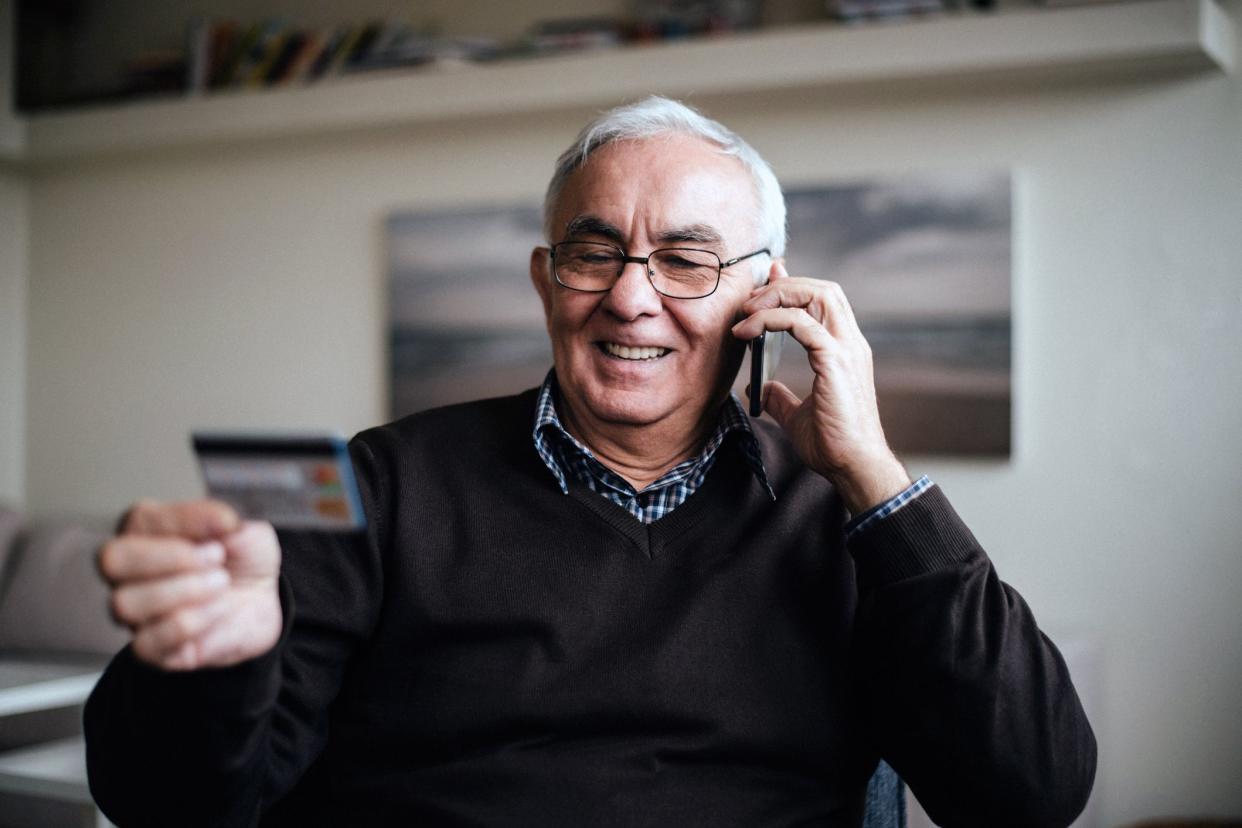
left=206, top=21, right=242, bottom=89
left=278, top=31, right=329, bottom=85
left=345, top=22, right=386, bottom=70
left=171, top=7, right=782, bottom=101
left=235, top=21, right=288, bottom=87
left=217, top=22, right=262, bottom=87
left=246, top=29, right=292, bottom=87
left=186, top=18, right=211, bottom=94
left=825, top=0, right=947, bottom=20
left=263, top=32, right=306, bottom=85
left=307, top=26, right=351, bottom=80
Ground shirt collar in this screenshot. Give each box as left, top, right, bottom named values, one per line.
left=531, top=369, right=775, bottom=500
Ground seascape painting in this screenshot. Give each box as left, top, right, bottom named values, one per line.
left=774, top=173, right=1012, bottom=455
left=387, top=205, right=550, bottom=415
left=387, top=169, right=1011, bottom=456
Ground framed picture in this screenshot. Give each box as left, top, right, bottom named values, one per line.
left=771, top=172, right=1011, bottom=455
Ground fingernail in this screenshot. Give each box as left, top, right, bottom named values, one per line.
left=205, top=569, right=230, bottom=588
left=197, top=542, right=225, bottom=565
left=207, top=504, right=240, bottom=535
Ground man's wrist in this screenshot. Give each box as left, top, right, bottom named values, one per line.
left=832, top=453, right=912, bottom=516
left=844, top=474, right=933, bottom=540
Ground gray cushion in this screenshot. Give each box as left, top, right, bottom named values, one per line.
left=0, top=505, right=23, bottom=592
left=0, top=520, right=127, bottom=655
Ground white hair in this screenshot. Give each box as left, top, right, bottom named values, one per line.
left=543, top=96, right=787, bottom=284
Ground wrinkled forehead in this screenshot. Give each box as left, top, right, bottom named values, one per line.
left=551, top=136, right=760, bottom=247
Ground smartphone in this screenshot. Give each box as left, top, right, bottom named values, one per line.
left=192, top=432, right=366, bottom=531
left=748, top=331, right=785, bottom=417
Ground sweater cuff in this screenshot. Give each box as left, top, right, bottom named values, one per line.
left=844, top=474, right=933, bottom=538
left=847, top=484, right=982, bottom=590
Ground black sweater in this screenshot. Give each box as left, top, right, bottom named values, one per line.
left=85, top=390, right=1096, bottom=827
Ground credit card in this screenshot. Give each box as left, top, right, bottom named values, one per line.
left=192, top=432, right=366, bottom=531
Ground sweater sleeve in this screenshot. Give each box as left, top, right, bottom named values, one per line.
left=83, top=438, right=388, bottom=827
left=847, top=484, right=1097, bottom=828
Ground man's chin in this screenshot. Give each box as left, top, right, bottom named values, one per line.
left=578, top=393, right=671, bottom=428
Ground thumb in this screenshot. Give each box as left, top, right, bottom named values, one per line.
left=222, top=521, right=281, bottom=581
left=762, top=381, right=801, bottom=428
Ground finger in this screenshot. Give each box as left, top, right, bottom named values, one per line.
left=111, top=568, right=231, bottom=626
left=184, top=598, right=276, bottom=669
left=132, top=595, right=235, bottom=664
left=221, top=521, right=282, bottom=581
left=762, top=380, right=802, bottom=429
left=160, top=641, right=202, bottom=672
left=733, top=306, right=835, bottom=354
left=146, top=590, right=274, bottom=672
left=122, top=499, right=240, bottom=541
left=827, top=281, right=860, bottom=334
left=757, top=258, right=788, bottom=287
left=156, top=638, right=219, bottom=673
left=743, top=275, right=833, bottom=312
left=743, top=278, right=859, bottom=336
left=98, top=536, right=225, bottom=585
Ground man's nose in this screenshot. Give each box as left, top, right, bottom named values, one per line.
left=603, top=260, right=663, bottom=320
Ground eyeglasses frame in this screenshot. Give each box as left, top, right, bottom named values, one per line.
left=548, top=241, right=771, bottom=300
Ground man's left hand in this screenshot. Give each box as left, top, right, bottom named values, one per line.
left=732, top=262, right=912, bottom=515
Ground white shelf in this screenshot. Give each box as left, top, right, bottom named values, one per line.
left=7, top=0, right=1235, bottom=164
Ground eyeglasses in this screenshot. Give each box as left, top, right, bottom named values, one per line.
left=549, top=241, right=770, bottom=300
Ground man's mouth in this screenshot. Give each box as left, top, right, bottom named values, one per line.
left=598, top=342, right=670, bottom=361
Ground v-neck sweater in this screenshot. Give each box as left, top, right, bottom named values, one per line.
left=85, top=389, right=1096, bottom=828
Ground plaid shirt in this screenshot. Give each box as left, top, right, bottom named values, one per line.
left=532, top=371, right=930, bottom=534
left=532, top=372, right=774, bottom=524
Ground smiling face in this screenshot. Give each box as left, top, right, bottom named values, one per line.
left=530, top=134, right=765, bottom=438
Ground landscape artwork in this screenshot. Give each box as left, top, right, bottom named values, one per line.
left=387, top=169, right=1011, bottom=456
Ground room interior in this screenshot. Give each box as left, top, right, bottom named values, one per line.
left=1, top=0, right=1240, bottom=826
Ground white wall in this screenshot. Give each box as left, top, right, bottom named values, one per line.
left=0, top=0, right=26, bottom=509
left=19, top=26, right=1242, bottom=828
left=0, top=169, right=26, bottom=507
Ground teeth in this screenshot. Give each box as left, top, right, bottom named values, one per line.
left=604, top=342, right=668, bottom=361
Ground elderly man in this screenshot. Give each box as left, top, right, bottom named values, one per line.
left=87, top=97, right=1096, bottom=827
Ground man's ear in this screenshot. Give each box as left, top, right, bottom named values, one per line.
left=530, top=246, right=553, bottom=316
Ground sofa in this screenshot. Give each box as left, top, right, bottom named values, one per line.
left=0, top=506, right=126, bottom=670
left=0, top=504, right=126, bottom=827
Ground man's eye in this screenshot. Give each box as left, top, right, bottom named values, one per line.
left=664, top=256, right=701, bottom=269
left=581, top=253, right=618, bottom=264
left=662, top=255, right=717, bottom=273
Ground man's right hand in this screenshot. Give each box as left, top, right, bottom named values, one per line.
left=98, top=500, right=283, bottom=672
